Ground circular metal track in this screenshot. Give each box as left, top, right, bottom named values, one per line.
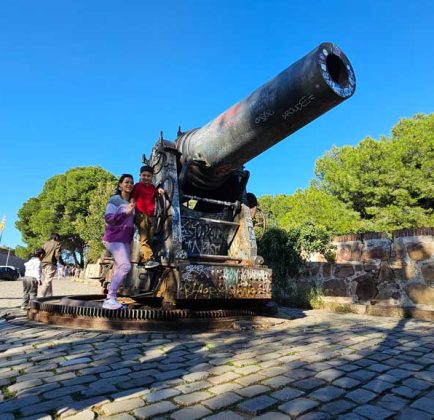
left=28, top=295, right=264, bottom=331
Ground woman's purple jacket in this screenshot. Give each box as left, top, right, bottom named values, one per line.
left=102, top=195, right=135, bottom=243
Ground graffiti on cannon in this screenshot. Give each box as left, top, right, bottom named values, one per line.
left=178, top=264, right=272, bottom=299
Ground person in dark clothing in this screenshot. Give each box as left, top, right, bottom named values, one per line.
left=41, top=233, right=63, bottom=297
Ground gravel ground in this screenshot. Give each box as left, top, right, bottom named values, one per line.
left=0, top=277, right=101, bottom=310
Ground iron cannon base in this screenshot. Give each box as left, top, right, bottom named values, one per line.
left=27, top=295, right=277, bottom=332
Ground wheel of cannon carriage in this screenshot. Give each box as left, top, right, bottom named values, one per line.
left=155, top=192, right=169, bottom=234
left=151, top=150, right=166, bottom=175
left=155, top=176, right=174, bottom=235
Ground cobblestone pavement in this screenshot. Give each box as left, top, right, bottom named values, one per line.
left=0, top=281, right=433, bottom=419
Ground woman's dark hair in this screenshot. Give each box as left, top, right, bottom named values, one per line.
left=32, top=248, right=46, bottom=258
left=50, top=233, right=60, bottom=241
left=115, top=173, right=134, bottom=196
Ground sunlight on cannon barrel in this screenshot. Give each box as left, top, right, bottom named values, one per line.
left=176, top=42, right=356, bottom=191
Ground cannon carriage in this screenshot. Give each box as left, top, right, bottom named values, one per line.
left=103, top=42, right=356, bottom=310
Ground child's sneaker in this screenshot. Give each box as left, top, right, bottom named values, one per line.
left=102, top=298, right=122, bottom=310
left=145, top=259, right=160, bottom=269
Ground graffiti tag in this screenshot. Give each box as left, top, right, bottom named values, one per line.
left=281, top=94, right=316, bottom=120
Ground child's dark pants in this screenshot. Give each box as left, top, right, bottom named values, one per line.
left=22, top=276, right=38, bottom=309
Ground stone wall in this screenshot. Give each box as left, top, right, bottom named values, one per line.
left=280, top=228, right=434, bottom=309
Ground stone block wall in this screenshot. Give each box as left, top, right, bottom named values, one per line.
left=280, top=228, right=434, bottom=309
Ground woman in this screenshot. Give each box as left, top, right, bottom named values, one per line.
left=102, top=174, right=135, bottom=309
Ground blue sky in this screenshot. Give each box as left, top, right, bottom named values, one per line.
left=1, top=0, right=433, bottom=248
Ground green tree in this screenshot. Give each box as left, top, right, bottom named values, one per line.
left=270, top=186, right=362, bottom=234
left=314, top=113, right=434, bottom=231
left=257, top=194, right=294, bottom=228
left=257, top=224, right=336, bottom=303
left=290, top=222, right=336, bottom=262
left=15, top=245, right=31, bottom=260
left=16, top=166, right=116, bottom=266
left=75, top=180, right=115, bottom=263
left=15, top=197, right=42, bottom=258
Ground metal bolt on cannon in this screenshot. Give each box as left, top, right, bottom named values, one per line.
left=30, top=42, right=356, bottom=329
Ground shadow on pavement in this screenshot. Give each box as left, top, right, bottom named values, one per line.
left=0, top=308, right=433, bottom=419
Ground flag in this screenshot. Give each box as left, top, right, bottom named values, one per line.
left=0, top=215, right=5, bottom=232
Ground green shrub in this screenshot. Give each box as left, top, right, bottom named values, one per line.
left=307, top=287, right=325, bottom=309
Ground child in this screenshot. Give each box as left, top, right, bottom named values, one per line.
left=22, top=248, right=46, bottom=310
left=132, top=165, right=164, bottom=269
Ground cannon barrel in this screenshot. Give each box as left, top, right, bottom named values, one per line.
left=176, top=42, right=355, bottom=191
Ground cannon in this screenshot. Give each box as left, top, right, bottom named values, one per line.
left=110, top=42, right=356, bottom=309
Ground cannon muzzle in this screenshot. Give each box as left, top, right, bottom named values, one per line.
left=176, top=42, right=355, bottom=191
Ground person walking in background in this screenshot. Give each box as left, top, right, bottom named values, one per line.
left=22, top=248, right=46, bottom=310
left=41, top=233, right=64, bottom=297
left=102, top=174, right=135, bottom=310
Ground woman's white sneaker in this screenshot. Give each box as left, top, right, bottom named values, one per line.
left=103, top=298, right=122, bottom=310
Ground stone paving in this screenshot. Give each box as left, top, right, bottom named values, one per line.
left=0, top=280, right=434, bottom=419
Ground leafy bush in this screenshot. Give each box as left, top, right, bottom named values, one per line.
left=306, top=287, right=325, bottom=309
left=257, top=224, right=335, bottom=304
left=291, top=222, right=336, bottom=263
left=257, top=227, right=302, bottom=287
